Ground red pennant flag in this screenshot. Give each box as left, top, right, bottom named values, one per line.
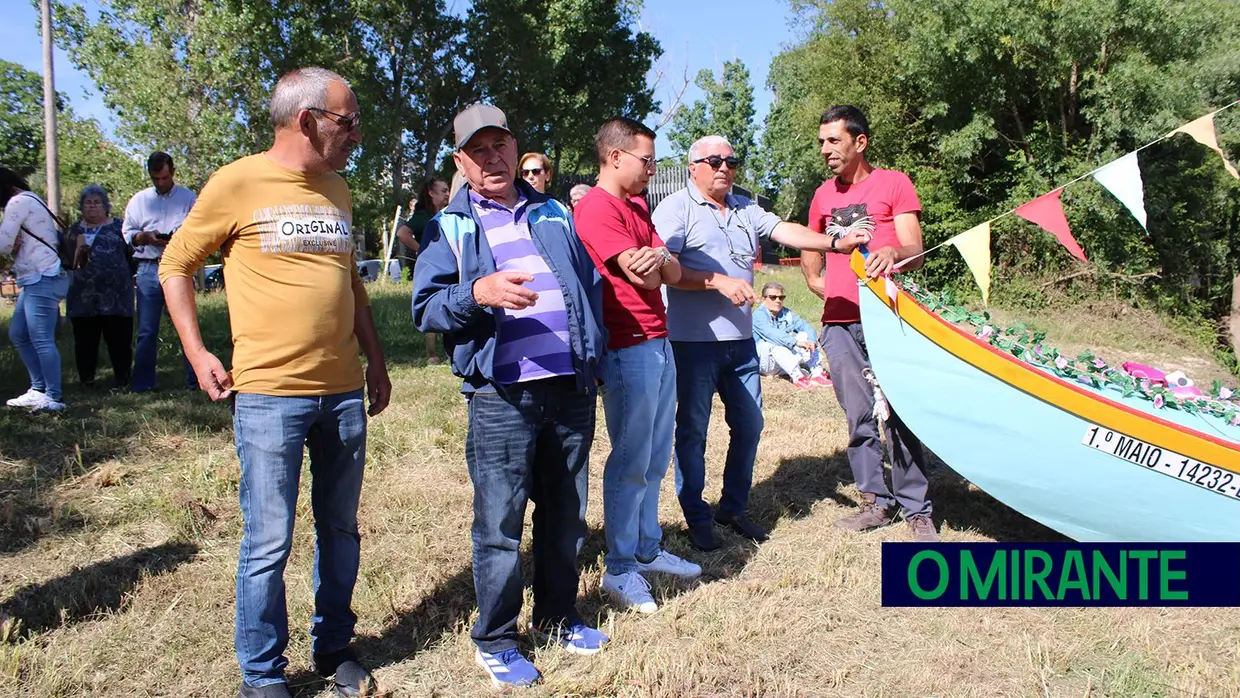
left=1013, top=187, right=1086, bottom=262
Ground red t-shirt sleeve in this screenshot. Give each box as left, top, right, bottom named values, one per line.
left=575, top=196, right=639, bottom=264
left=889, top=171, right=922, bottom=217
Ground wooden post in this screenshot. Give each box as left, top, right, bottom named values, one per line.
left=40, top=0, right=60, bottom=216
left=382, top=205, right=402, bottom=269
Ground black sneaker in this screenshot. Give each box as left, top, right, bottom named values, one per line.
left=713, top=512, right=770, bottom=542
left=237, top=682, right=292, bottom=698
left=312, top=647, right=377, bottom=697
left=687, top=522, right=721, bottom=552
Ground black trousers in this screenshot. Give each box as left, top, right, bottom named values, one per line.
left=71, top=315, right=133, bottom=387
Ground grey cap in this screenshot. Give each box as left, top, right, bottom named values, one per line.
left=453, top=103, right=511, bottom=149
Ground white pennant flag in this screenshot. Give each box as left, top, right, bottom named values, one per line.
left=1092, top=151, right=1148, bottom=229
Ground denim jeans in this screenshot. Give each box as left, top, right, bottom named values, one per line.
left=600, top=338, right=676, bottom=574
left=671, top=339, right=764, bottom=528
left=232, top=390, right=367, bottom=688
left=9, top=273, right=69, bottom=401
left=133, top=261, right=196, bottom=392
left=465, top=377, right=594, bottom=653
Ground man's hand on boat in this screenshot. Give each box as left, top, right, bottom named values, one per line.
left=833, top=230, right=872, bottom=256
left=864, top=245, right=901, bottom=279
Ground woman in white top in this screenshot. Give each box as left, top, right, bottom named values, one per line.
left=0, top=167, right=70, bottom=411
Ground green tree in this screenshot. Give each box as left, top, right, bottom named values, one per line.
left=762, top=0, right=1240, bottom=354
left=0, top=60, right=48, bottom=177
left=0, top=59, right=145, bottom=214
left=667, top=59, right=758, bottom=181
left=465, top=0, right=662, bottom=180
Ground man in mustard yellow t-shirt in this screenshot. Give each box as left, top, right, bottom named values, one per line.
left=160, top=67, right=390, bottom=698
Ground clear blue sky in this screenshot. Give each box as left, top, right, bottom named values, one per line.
left=0, top=0, right=802, bottom=157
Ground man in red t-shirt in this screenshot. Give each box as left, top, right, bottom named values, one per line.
left=801, top=105, right=939, bottom=542
left=574, top=117, right=702, bottom=614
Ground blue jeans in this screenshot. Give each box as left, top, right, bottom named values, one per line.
left=671, top=339, right=764, bottom=528
left=133, top=261, right=196, bottom=392
left=465, top=377, right=594, bottom=653
left=601, top=338, right=676, bottom=574
left=232, top=390, right=367, bottom=688
left=9, top=273, right=69, bottom=401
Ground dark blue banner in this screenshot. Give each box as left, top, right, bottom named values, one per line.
left=881, top=543, right=1240, bottom=607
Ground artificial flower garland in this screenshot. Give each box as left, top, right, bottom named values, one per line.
left=898, top=281, right=1240, bottom=428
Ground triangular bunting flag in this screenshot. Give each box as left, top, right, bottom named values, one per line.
left=947, top=222, right=992, bottom=304
left=1013, top=188, right=1087, bottom=262
left=1092, top=152, right=1148, bottom=229
left=1168, top=112, right=1240, bottom=179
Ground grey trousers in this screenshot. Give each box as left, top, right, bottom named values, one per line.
left=820, top=322, right=932, bottom=518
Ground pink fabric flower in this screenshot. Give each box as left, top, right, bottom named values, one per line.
left=978, top=326, right=994, bottom=340
left=1231, top=414, right=1239, bottom=426
left=1153, top=394, right=1165, bottom=409
left=1093, top=359, right=1106, bottom=369
left=1055, top=356, right=1069, bottom=370
left=1221, top=387, right=1234, bottom=400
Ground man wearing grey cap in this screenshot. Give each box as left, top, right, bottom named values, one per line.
left=412, top=104, right=609, bottom=689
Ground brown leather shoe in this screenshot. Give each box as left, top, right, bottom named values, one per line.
left=834, top=497, right=895, bottom=532
left=906, top=514, right=940, bottom=542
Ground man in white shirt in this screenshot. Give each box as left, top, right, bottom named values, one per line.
left=122, top=152, right=199, bottom=393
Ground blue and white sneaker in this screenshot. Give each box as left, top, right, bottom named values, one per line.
left=474, top=647, right=541, bottom=688
left=530, top=620, right=609, bottom=656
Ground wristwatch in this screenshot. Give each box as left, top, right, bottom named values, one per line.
left=658, top=247, right=673, bottom=267
left=830, top=236, right=839, bottom=252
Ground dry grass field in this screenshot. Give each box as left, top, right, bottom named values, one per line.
left=1, top=267, right=1238, bottom=697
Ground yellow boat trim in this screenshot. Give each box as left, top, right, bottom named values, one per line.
left=851, top=253, right=1240, bottom=472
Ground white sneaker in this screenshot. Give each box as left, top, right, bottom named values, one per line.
left=601, top=571, right=658, bottom=614
left=28, top=394, right=65, bottom=412
left=6, top=389, right=45, bottom=408
left=636, top=549, right=702, bottom=578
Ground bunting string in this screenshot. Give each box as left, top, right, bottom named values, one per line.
left=898, top=98, right=1240, bottom=294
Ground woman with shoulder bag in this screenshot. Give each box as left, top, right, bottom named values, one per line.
left=66, top=184, right=135, bottom=389
left=0, top=167, right=71, bottom=412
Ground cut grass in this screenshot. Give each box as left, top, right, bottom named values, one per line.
left=0, top=269, right=1237, bottom=697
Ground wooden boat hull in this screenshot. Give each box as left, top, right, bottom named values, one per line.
left=854, top=259, right=1240, bottom=542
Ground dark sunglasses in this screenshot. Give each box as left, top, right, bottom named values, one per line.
left=765, top=294, right=785, bottom=300
left=522, top=168, right=545, bottom=176
left=693, top=155, right=741, bottom=170
left=307, top=107, right=361, bottom=131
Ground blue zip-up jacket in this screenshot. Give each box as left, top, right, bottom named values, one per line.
left=412, top=180, right=607, bottom=394
left=753, top=305, right=814, bottom=349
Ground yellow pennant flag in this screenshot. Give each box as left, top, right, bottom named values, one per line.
left=948, top=222, right=992, bottom=305
left=1168, top=112, right=1240, bottom=179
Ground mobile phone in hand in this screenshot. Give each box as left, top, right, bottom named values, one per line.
left=155, top=232, right=172, bottom=241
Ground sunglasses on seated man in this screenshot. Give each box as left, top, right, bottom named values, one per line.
left=692, top=155, right=742, bottom=170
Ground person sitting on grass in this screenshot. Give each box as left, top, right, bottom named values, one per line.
left=753, top=282, right=831, bottom=389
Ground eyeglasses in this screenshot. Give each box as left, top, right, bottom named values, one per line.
left=619, top=149, right=658, bottom=171
left=764, top=294, right=785, bottom=300
left=692, top=155, right=742, bottom=170
left=521, top=168, right=545, bottom=176
left=307, top=107, right=361, bottom=131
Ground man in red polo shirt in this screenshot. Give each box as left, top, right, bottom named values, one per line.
left=574, top=117, right=702, bottom=616
left=801, top=105, right=939, bottom=542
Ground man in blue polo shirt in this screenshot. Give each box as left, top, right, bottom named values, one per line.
left=412, top=104, right=609, bottom=690
left=652, top=134, right=836, bottom=552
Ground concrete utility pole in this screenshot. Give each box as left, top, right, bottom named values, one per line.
left=41, top=0, right=61, bottom=216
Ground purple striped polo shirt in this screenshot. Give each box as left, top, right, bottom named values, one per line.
left=471, top=190, right=574, bottom=384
